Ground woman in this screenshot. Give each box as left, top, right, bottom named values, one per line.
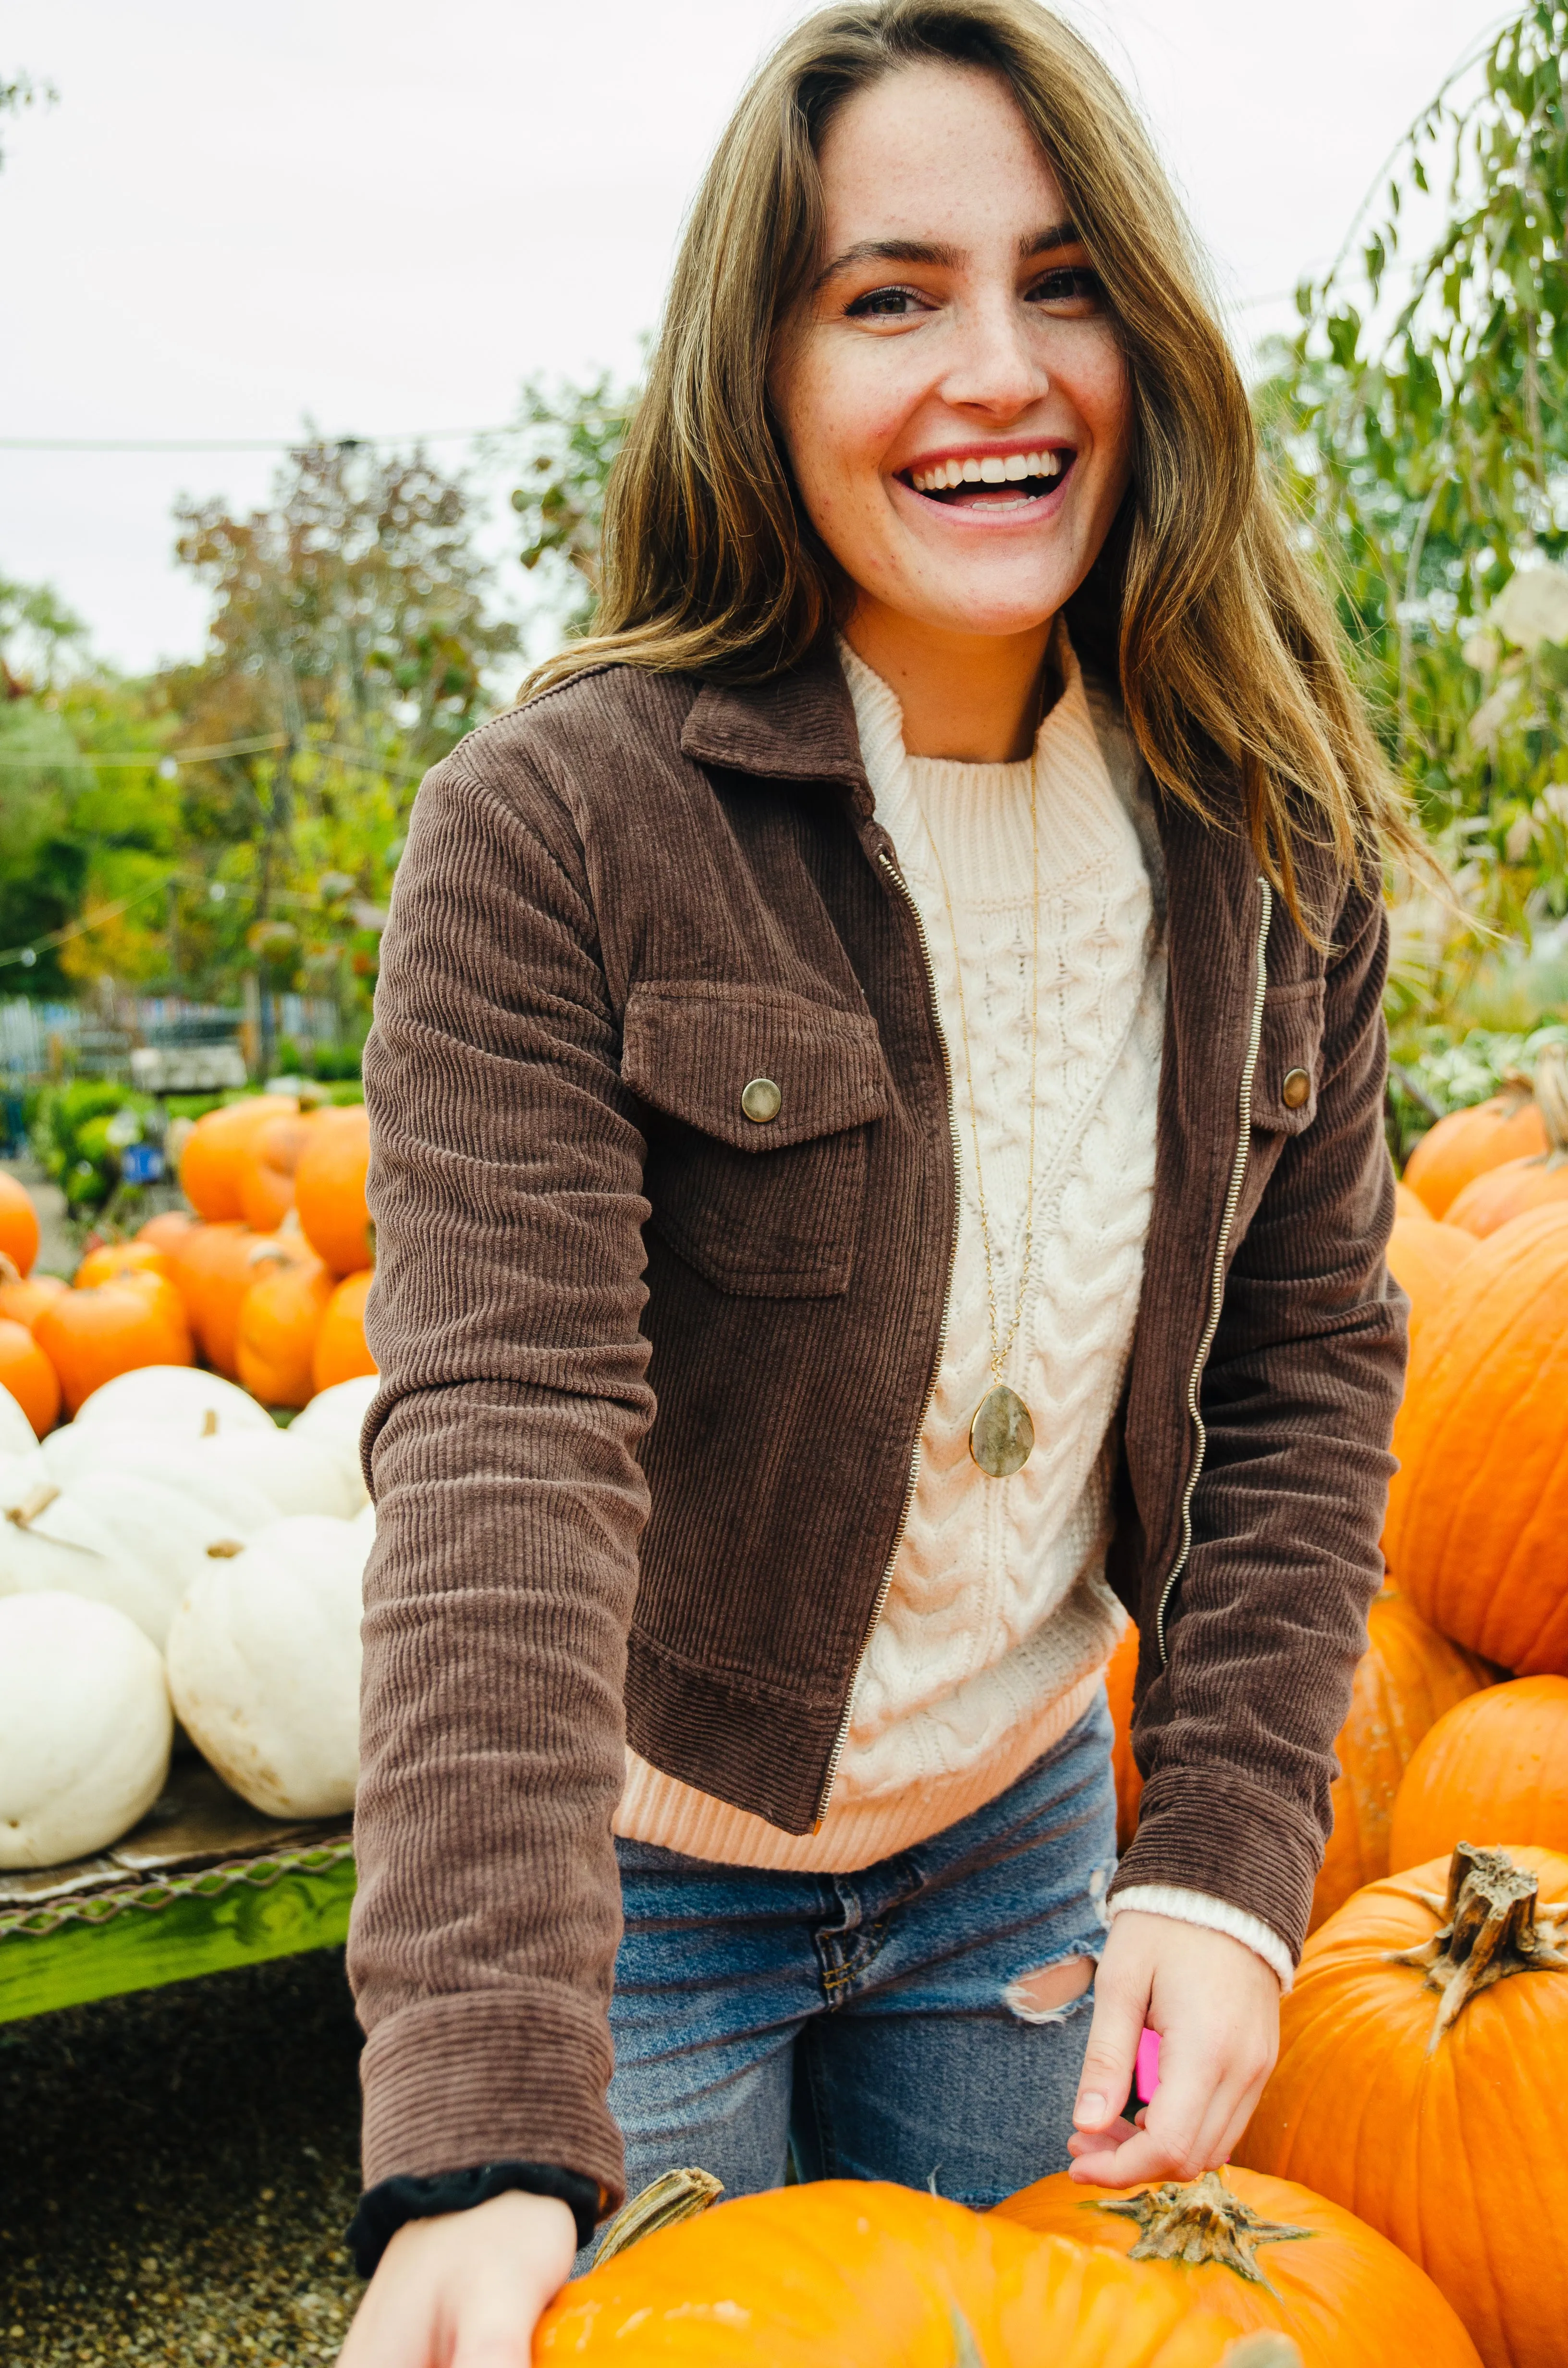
left=341, top=3, right=1412, bottom=2359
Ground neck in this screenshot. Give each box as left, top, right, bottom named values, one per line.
left=843, top=602, right=1055, bottom=763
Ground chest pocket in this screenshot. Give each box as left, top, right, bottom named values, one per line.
left=1251, top=975, right=1326, bottom=1135
left=623, top=981, right=891, bottom=1297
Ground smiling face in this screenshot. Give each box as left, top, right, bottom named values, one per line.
left=771, top=61, right=1133, bottom=663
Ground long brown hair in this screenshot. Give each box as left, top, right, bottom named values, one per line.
left=525, top=0, right=1419, bottom=915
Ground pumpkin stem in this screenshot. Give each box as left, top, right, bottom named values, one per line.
left=205, top=1538, right=246, bottom=1558
left=1220, top=2340, right=1304, bottom=2368
left=593, top=2167, right=724, bottom=2265
left=1532, top=1044, right=1568, bottom=1166
left=201, top=1407, right=220, bottom=1437
left=1095, top=2172, right=1311, bottom=2295
left=1498, top=1067, right=1536, bottom=1114
left=1388, top=1841, right=1568, bottom=2050
left=6, top=1482, right=61, bottom=1530
left=0, top=1253, right=20, bottom=1285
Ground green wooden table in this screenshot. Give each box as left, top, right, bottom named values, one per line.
left=0, top=1767, right=355, bottom=2023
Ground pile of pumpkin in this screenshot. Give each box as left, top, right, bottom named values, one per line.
left=0, top=1091, right=376, bottom=1431
left=0, top=1095, right=381, bottom=1882
left=547, top=1055, right=1568, bottom=2368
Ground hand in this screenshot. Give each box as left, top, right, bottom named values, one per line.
left=1067, top=1912, right=1280, bottom=2188
left=339, top=2189, right=578, bottom=2368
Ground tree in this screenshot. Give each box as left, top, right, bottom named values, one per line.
left=498, top=371, right=637, bottom=646
left=0, top=71, right=57, bottom=172
left=1258, top=2, right=1568, bottom=1031
left=165, top=438, right=522, bottom=1054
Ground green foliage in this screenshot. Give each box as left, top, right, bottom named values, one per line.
left=501, top=370, right=637, bottom=641
left=1386, top=1018, right=1568, bottom=1166
left=30, top=1080, right=158, bottom=1218
left=1259, top=2, right=1568, bottom=1017
left=0, top=71, right=57, bottom=172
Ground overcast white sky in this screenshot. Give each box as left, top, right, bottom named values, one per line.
left=1, top=0, right=1511, bottom=673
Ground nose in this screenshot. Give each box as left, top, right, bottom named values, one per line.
left=937, top=286, right=1050, bottom=420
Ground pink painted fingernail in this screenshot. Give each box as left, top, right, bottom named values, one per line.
left=1136, top=2027, right=1161, bottom=2102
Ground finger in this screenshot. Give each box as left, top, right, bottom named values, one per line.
left=1066, top=2113, right=1138, bottom=2158
left=1066, top=2117, right=1198, bottom=2189
left=1073, top=1971, right=1148, bottom=2134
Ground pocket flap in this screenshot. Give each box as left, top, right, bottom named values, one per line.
left=623, top=982, right=890, bottom=1150
left=1252, top=976, right=1325, bottom=1133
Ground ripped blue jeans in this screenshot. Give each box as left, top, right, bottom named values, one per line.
left=592, top=1689, right=1115, bottom=2257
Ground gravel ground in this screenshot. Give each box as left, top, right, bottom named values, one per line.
left=0, top=1951, right=367, bottom=2366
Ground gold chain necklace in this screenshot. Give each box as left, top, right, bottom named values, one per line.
left=917, top=754, right=1041, bottom=1480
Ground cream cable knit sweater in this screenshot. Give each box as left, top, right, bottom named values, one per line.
left=616, top=630, right=1292, bottom=1990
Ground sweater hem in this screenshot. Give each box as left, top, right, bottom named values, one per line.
left=616, top=1665, right=1106, bottom=1870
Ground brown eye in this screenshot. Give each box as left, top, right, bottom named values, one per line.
left=845, top=284, right=925, bottom=319
left=1029, top=266, right=1104, bottom=308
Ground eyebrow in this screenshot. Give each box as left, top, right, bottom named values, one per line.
left=814, top=219, right=1081, bottom=290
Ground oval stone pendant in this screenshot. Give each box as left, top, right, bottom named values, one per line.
left=968, top=1383, right=1034, bottom=1478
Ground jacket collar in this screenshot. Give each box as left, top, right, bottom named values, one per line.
left=680, top=643, right=874, bottom=813
left=680, top=642, right=1270, bottom=930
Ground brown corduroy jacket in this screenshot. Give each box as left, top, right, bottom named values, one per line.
left=350, top=650, right=1406, bottom=2211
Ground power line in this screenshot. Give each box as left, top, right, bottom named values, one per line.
left=0, top=427, right=514, bottom=454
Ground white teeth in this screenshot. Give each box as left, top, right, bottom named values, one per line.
left=909, top=449, right=1068, bottom=493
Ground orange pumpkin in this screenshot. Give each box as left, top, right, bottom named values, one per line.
left=34, top=1273, right=194, bottom=1415
left=1442, top=1044, right=1568, bottom=1240
left=237, top=1109, right=320, bottom=1234
left=0, top=1270, right=66, bottom=1332
left=1106, top=1621, right=1142, bottom=1851
left=1393, top=1179, right=1432, bottom=1223
left=1403, top=1078, right=1548, bottom=1218
left=0, top=1172, right=40, bottom=1277
left=178, top=1096, right=297, bottom=1221
left=170, top=1221, right=310, bottom=1380
left=1236, top=1842, right=1568, bottom=2368
left=311, top=1269, right=376, bottom=1393
left=1311, top=1589, right=1492, bottom=1931
left=0, top=1314, right=61, bottom=1436
left=995, top=2165, right=1479, bottom=2368
left=74, top=1239, right=173, bottom=1291
left=135, top=1209, right=194, bottom=1257
left=236, top=1249, right=333, bottom=1408
left=1388, top=1677, right=1568, bottom=1872
left=1383, top=1204, right=1568, bottom=1673
left=294, top=1104, right=372, bottom=1275
left=538, top=2179, right=1287, bottom=2368
left=1384, top=1213, right=1478, bottom=1343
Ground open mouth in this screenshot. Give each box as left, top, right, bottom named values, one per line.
left=900, top=448, right=1076, bottom=510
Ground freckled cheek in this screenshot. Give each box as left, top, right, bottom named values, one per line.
left=784, top=349, right=923, bottom=520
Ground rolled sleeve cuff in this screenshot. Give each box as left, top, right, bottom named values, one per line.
left=1109, top=1883, right=1295, bottom=1992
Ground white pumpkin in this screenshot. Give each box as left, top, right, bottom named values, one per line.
left=194, top=1427, right=358, bottom=1521
left=290, top=1375, right=376, bottom=1508
left=0, top=1468, right=191, bottom=1648
left=0, top=1384, right=40, bottom=1460
left=166, top=1514, right=367, bottom=1818
left=0, top=1592, right=172, bottom=1867
left=74, top=1365, right=274, bottom=1438
left=39, top=1424, right=273, bottom=1530
left=41, top=1420, right=351, bottom=1525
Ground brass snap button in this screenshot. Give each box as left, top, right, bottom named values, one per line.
left=741, top=1076, right=782, bottom=1124
left=1282, top=1067, right=1311, bottom=1110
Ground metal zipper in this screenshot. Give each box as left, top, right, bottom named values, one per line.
left=1155, top=876, right=1273, bottom=1669
left=813, top=843, right=963, bottom=1826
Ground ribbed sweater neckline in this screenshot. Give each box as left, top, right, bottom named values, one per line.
left=836, top=625, right=1126, bottom=903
